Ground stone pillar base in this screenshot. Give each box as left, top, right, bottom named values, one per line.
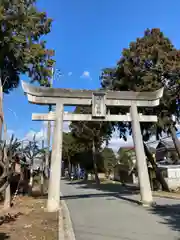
left=139, top=200, right=156, bottom=208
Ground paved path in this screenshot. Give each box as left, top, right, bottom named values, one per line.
left=61, top=180, right=180, bottom=240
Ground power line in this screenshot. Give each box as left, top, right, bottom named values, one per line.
left=146, top=131, right=180, bottom=146
left=116, top=131, right=180, bottom=155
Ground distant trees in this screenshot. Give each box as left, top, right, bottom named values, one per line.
left=62, top=136, right=116, bottom=180
left=70, top=106, right=113, bottom=184
left=101, top=147, right=116, bottom=177
left=117, top=147, right=135, bottom=170
left=23, top=135, right=44, bottom=194
left=62, top=132, right=87, bottom=178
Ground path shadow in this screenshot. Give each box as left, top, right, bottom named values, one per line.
left=61, top=192, right=140, bottom=205
left=64, top=180, right=141, bottom=205
left=64, top=179, right=180, bottom=234
left=149, top=204, right=180, bottom=233
left=0, top=233, right=9, bottom=239
left=67, top=180, right=139, bottom=194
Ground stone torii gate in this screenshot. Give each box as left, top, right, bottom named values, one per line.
left=21, top=81, right=163, bottom=212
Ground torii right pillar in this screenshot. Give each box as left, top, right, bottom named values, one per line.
left=130, top=101, right=152, bottom=206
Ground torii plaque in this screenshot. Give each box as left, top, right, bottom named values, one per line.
left=21, top=81, right=163, bottom=212
left=92, top=92, right=106, bottom=118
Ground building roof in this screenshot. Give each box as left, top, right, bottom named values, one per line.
left=149, top=146, right=156, bottom=153
left=120, top=146, right=135, bottom=150
left=158, top=164, right=180, bottom=169
left=157, top=139, right=175, bottom=150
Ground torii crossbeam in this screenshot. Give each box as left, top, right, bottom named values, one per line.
left=21, top=80, right=164, bottom=212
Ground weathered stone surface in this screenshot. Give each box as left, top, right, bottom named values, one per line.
left=32, top=112, right=158, bottom=122
left=21, top=81, right=163, bottom=101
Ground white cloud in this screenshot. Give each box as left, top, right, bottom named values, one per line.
left=177, top=123, right=180, bottom=138
left=42, top=121, right=70, bottom=134
left=68, top=72, right=72, bottom=76
left=106, top=130, right=133, bottom=152
left=5, top=129, right=15, bottom=143
left=25, top=129, right=44, bottom=142
left=23, top=121, right=70, bottom=144
left=54, top=69, right=63, bottom=79
left=63, top=121, right=70, bottom=132
left=7, top=129, right=15, bottom=136
left=106, top=130, right=167, bottom=152
left=80, top=71, right=92, bottom=80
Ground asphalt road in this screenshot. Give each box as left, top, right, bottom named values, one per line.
left=61, top=180, right=180, bottom=240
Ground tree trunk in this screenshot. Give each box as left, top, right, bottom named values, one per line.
left=0, top=179, right=8, bottom=193
left=68, top=157, right=72, bottom=179
left=28, top=167, right=33, bottom=195
left=77, top=163, right=81, bottom=179
left=40, top=170, right=44, bottom=195
left=4, top=184, right=11, bottom=209
left=3, top=124, right=11, bottom=209
left=45, top=106, right=52, bottom=178
left=92, top=141, right=100, bottom=185
left=84, top=171, right=88, bottom=181
left=0, top=161, right=8, bottom=193
left=40, top=141, right=45, bottom=195
left=0, top=78, right=3, bottom=140
left=169, top=124, right=180, bottom=159
left=144, top=143, right=170, bottom=191
left=40, top=175, right=44, bottom=194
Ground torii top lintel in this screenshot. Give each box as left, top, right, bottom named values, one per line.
left=21, top=81, right=164, bottom=106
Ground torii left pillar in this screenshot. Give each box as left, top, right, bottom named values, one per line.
left=47, top=103, right=63, bottom=212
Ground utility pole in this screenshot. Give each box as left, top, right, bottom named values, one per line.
left=41, top=139, right=45, bottom=194
left=0, top=75, right=10, bottom=208
left=4, top=123, right=11, bottom=209
left=0, top=76, right=3, bottom=140
left=45, top=67, right=54, bottom=178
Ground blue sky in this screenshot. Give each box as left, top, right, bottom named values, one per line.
left=3, top=0, right=180, bottom=145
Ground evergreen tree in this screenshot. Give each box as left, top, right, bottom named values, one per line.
left=0, top=0, right=54, bottom=93
left=100, top=28, right=180, bottom=157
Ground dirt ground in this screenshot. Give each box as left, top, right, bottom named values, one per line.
left=0, top=194, right=59, bottom=240
left=153, top=190, right=180, bottom=199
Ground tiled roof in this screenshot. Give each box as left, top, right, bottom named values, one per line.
left=158, top=140, right=175, bottom=149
